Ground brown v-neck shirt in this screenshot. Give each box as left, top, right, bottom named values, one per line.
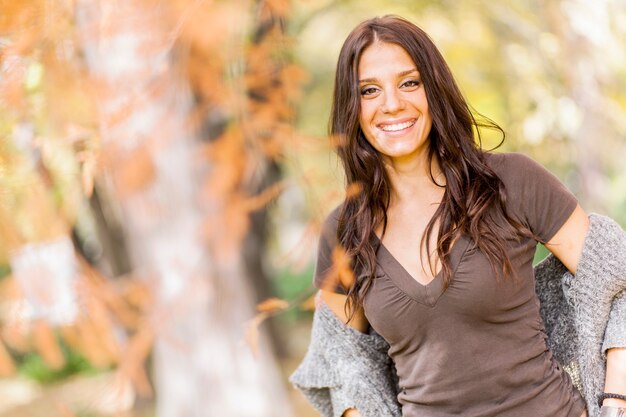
left=314, top=152, right=585, bottom=417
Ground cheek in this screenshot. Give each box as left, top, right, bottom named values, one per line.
left=359, top=101, right=376, bottom=125
left=358, top=111, right=367, bottom=131
left=358, top=113, right=377, bottom=145
left=417, top=91, right=429, bottom=112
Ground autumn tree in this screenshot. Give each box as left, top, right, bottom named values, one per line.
left=1, top=0, right=305, bottom=415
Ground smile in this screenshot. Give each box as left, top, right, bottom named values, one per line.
left=378, top=119, right=416, bottom=132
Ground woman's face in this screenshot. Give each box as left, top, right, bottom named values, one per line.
left=357, top=41, right=432, bottom=164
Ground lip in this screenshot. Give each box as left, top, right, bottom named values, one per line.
left=376, top=117, right=417, bottom=133
left=377, top=117, right=417, bottom=127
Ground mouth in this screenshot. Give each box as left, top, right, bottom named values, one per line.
left=377, top=118, right=417, bottom=132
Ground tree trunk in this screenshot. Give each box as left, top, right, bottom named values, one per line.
left=75, top=1, right=292, bottom=416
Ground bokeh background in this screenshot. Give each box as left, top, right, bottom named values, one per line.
left=0, top=0, right=625, bottom=416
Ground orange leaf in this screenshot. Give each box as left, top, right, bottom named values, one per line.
left=112, top=146, right=155, bottom=198
left=244, top=312, right=268, bottom=358
left=81, top=155, right=97, bottom=197
left=329, top=133, right=348, bottom=150
left=59, top=325, right=81, bottom=353
left=299, top=294, right=316, bottom=311
left=265, top=0, right=291, bottom=16
left=336, top=263, right=356, bottom=291
left=256, top=297, right=289, bottom=313
left=33, top=320, right=65, bottom=370
left=345, top=182, right=363, bottom=200
left=76, top=315, right=112, bottom=368
left=2, top=321, right=30, bottom=353
left=56, top=401, right=76, bottom=417
left=85, top=297, right=120, bottom=364
left=320, top=246, right=355, bottom=291
left=119, top=324, right=154, bottom=397
left=243, top=180, right=287, bottom=212
left=124, top=362, right=153, bottom=398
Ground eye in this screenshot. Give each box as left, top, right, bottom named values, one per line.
left=360, top=86, right=379, bottom=96
left=402, top=79, right=421, bottom=89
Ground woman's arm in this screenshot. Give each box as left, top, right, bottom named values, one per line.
left=544, top=204, right=589, bottom=274
left=320, top=290, right=369, bottom=333
left=546, top=205, right=626, bottom=409
left=603, top=347, right=626, bottom=407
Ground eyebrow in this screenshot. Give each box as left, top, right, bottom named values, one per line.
left=358, top=68, right=419, bottom=84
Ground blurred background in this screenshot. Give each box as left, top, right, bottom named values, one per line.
left=0, top=0, right=625, bottom=416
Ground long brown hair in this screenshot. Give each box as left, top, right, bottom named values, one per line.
left=330, top=15, right=534, bottom=319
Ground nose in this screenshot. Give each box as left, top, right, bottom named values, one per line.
left=381, top=89, right=404, bottom=114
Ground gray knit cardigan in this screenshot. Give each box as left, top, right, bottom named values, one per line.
left=290, top=214, right=626, bottom=417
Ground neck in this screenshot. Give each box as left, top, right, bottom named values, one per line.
left=384, top=152, right=445, bottom=206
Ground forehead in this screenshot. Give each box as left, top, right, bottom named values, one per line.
left=358, top=41, right=417, bottom=79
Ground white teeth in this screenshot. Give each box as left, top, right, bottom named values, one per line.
left=379, top=120, right=415, bottom=132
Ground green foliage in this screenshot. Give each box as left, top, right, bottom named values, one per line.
left=273, top=262, right=316, bottom=321
left=533, top=243, right=550, bottom=266
left=0, top=263, right=10, bottom=279
left=17, top=343, right=102, bottom=384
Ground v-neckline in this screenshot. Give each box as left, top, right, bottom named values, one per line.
left=373, top=234, right=471, bottom=307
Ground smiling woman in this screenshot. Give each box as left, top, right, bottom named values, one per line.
left=291, top=14, right=626, bottom=417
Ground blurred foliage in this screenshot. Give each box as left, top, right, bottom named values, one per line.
left=0, top=0, right=99, bottom=267
left=533, top=244, right=551, bottom=266
left=17, top=342, right=100, bottom=384
left=0, top=264, right=10, bottom=279
left=2, top=1, right=312, bottom=412
left=273, top=263, right=316, bottom=321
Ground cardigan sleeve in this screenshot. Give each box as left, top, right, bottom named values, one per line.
left=289, top=294, right=401, bottom=417
left=534, top=216, right=626, bottom=361
left=564, top=214, right=626, bottom=417
left=602, top=290, right=626, bottom=354
left=534, top=214, right=626, bottom=417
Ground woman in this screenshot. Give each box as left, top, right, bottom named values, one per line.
left=291, top=15, right=626, bottom=417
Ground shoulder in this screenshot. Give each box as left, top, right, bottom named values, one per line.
left=317, top=203, right=345, bottom=258
left=483, top=151, right=544, bottom=176
left=484, top=151, right=578, bottom=239
left=320, top=203, right=343, bottom=240
left=315, top=203, right=352, bottom=296
left=483, top=151, right=561, bottom=190
left=324, top=203, right=343, bottom=228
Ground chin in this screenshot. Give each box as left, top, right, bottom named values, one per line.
left=381, top=142, right=422, bottom=157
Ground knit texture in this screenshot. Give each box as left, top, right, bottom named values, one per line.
left=291, top=214, right=626, bottom=417
left=539, top=214, right=626, bottom=417
left=604, top=291, right=626, bottom=352
left=289, top=294, right=402, bottom=417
